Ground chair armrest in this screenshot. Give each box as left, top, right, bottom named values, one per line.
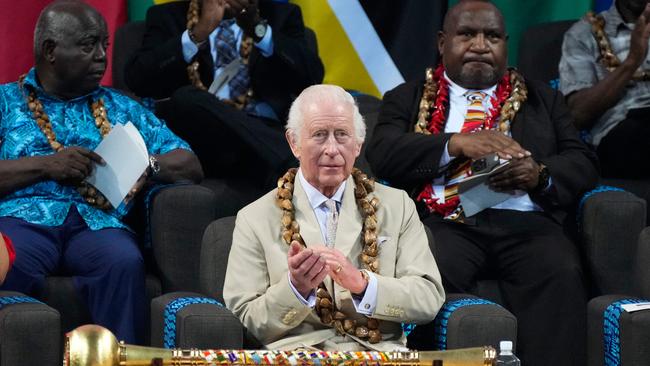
left=150, top=184, right=217, bottom=293
left=581, top=190, right=646, bottom=295
left=407, top=293, right=517, bottom=351
left=151, top=292, right=243, bottom=349
left=0, top=291, right=60, bottom=366
left=587, top=294, right=650, bottom=366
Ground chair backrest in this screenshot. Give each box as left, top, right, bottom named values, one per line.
left=517, top=20, right=577, bottom=86
left=199, top=216, right=236, bottom=303
left=112, top=21, right=146, bottom=95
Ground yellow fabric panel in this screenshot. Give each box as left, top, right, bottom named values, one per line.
left=153, top=0, right=182, bottom=4
left=292, top=0, right=380, bottom=97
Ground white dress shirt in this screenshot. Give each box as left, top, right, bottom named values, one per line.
left=432, top=73, right=542, bottom=213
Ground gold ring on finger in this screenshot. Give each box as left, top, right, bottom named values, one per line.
left=334, top=263, right=342, bottom=273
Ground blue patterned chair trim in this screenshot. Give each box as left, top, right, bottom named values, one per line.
left=433, top=298, right=497, bottom=350
left=402, top=323, right=416, bottom=337
left=603, top=298, right=647, bottom=366
left=163, top=296, right=224, bottom=348
left=0, top=295, right=43, bottom=309
left=577, top=185, right=626, bottom=228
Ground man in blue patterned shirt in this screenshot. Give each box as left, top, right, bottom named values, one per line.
left=0, top=0, right=202, bottom=344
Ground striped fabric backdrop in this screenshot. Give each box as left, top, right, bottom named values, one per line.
left=0, top=0, right=617, bottom=90
left=292, top=0, right=444, bottom=97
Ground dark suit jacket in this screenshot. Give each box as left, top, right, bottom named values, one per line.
left=124, top=0, right=324, bottom=119
left=366, top=78, right=599, bottom=223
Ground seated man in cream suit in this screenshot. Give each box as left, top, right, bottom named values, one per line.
left=223, top=85, right=445, bottom=351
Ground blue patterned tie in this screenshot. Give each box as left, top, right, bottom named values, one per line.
left=214, top=19, right=250, bottom=101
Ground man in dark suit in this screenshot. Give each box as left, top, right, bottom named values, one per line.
left=366, top=1, right=598, bottom=365
left=125, top=0, right=324, bottom=182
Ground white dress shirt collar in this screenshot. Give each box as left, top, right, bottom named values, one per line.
left=444, top=71, right=497, bottom=101
left=297, top=168, right=346, bottom=209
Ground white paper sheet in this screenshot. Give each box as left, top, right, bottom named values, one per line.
left=621, top=302, right=650, bottom=313
left=86, top=122, right=149, bottom=208
left=208, top=58, right=242, bottom=94
left=458, top=161, right=513, bottom=217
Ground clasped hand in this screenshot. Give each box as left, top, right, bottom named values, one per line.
left=448, top=131, right=540, bottom=192
left=287, top=241, right=367, bottom=299
left=193, top=0, right=259, bottom=41
left=488, top=157, right=540, bottom=192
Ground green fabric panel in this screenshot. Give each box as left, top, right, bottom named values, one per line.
left=447, top=0, right=592, bottom=66
left=128, top=0, right=155, bottom=21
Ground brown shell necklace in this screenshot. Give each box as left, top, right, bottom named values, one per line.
left=19, top=75, right=112, bottom=210
left=587, top=11, right=650, bottom=81
left=276, top=167, right=383, bottom=343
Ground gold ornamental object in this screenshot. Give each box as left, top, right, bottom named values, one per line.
left=64, top=324, right=497, bottom=366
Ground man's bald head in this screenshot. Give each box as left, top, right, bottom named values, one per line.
left=33, top=0, right=106, bottom=61
left=33, top=0, right=109, bottom=99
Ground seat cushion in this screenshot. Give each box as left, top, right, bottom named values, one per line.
left=42, top=274, right=161, bottom=334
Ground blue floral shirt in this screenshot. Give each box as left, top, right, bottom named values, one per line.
left=0, top=68, right=191, bottom=230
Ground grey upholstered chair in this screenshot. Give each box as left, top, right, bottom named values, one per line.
left=0, top=291, right=60, bottom=366
left=585, top=200, right=650, bottom=366
left=151, top=215, right=517, bottom=351
left=518, top=20, right=650, bottom=365
left=0, top=184, right=218, bottom=366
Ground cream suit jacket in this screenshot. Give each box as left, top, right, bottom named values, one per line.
left=223, top=174, right=445, bottom=351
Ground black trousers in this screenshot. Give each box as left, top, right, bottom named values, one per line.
left=423, top=209, right=587, bottom=366
left=597, top=107, right=650, bottom=179
left=165, top=86, right=297, bottom=187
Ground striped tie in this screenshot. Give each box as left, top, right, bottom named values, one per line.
left=442, top=91, right=488, bottom=219
left=214, top=20, right=250, bottom=101
left=463, top=91, right=488, bottom=131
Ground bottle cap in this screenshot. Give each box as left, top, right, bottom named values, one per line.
left=500, top=340, right=513, bottom=352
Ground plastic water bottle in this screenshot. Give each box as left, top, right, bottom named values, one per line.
left=496, top=340, right=521, bottom=366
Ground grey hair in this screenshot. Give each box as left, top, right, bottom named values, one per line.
left=286, top=84, right=365, bottom=146
left=33, top=0, right=99, bottom=60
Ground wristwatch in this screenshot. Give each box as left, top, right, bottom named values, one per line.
left=534, top=162, right=550, bottom=192
left=149, top=155, right=161, bottom=177
left=253, top=19, right=268, bottom=43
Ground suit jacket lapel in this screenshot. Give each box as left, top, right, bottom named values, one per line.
left=334, top=176, right=363, bottom=259
left=293, top=178, right=323, bottom=249
left=510, top=98, right=526, bottom=145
